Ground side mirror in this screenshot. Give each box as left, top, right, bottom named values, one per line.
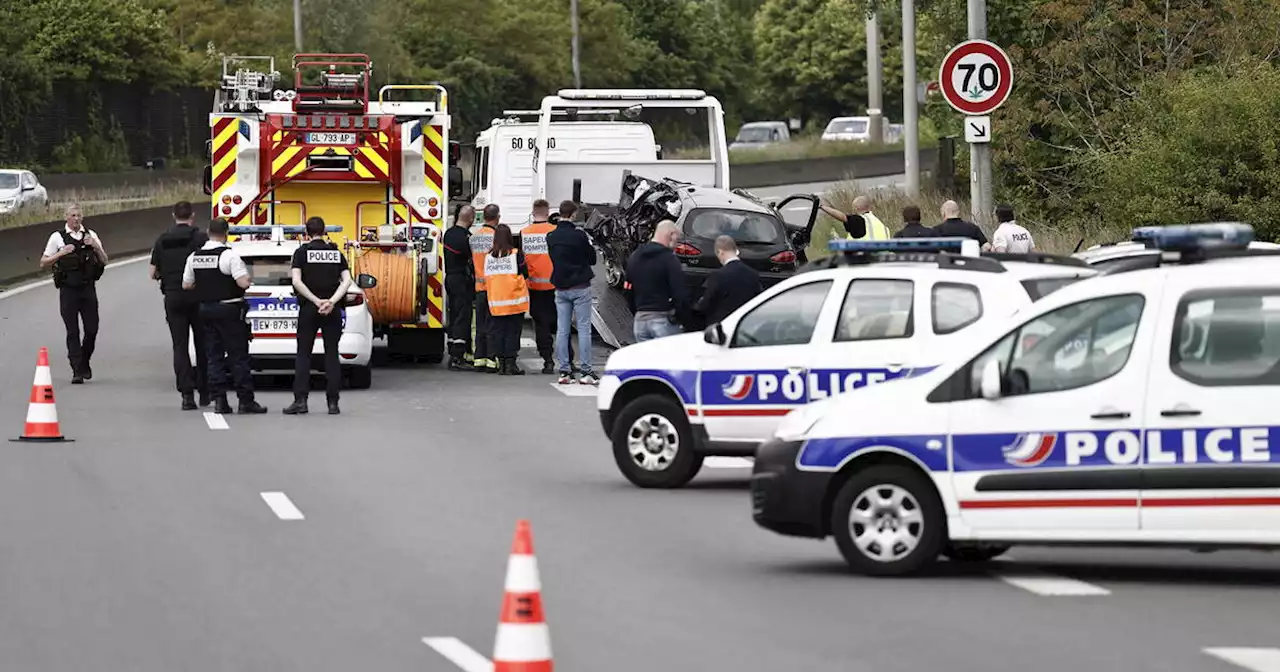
left=448, top=141, right=462, bottom=162
left=204, top=139, right=213, bottom=161
left=356, top=273, right=378, bottom=289
left=202, top=165, right=213, bottom=196
left=980, top=360, right=1003, bottom=401
left=448, top=165, right=464, bottom=197
left=704, top=323, right=727, bottom=346
left=21, top=184, right=34, bottom=192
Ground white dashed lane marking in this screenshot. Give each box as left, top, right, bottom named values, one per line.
left=703, top=457, right=754, bottom=469
left=550, top=382, right=599, bottom=397
left=991, top=567, right=1111, bottom=596
left=260, top=492, right=305, bottom=521
left=422, top=637, right=492, bottom=672
left=203, top=412, right=229, bottom=430
left=1203, top=648, right=1280, bottom=672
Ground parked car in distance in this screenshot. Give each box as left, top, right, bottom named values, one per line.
left=730, top=121, right=792, bottom=151
left=0, top=169, right=50, bottom=214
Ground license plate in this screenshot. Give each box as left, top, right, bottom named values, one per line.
left=307, top=132, right=356, bottom=145
left=252, top=318, right=297, bottom=333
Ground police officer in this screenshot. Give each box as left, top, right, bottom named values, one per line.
left=284, top=216, right=352, bottom=416
left=40, top=203, right=107, bottom=384
left=150, top=201, right=211, bottom=410
left=443, top=204, right=476, bottom=370
left=469, top=204, right=500, bottom=373
left=182, top=218, right=267, bottom=415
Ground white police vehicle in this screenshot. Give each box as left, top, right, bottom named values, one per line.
left=597, top=238, right=1098, bottom=488
left=752, top=223, right=1280, bottom=575
left=188, top=225, right=377, bottom=389
left=1074, top=230, right=1280, bottom=271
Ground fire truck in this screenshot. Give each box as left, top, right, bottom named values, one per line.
left=202, top=53, right=463, bottom=362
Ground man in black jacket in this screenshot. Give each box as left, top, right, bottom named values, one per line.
left=626, top=220, right=688, bottom=342
left=935, top=200, right=990, bottom=248
left=149, top=201, right=211, bottom=409
left=694, top=235, right=762, bottom=326
left=546, top=200, right=590, bottom=384
left=893, top=205, right=936, bottom=239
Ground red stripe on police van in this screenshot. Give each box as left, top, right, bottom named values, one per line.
left=695, top=408, right=793, bottom=417
left=1143, top=496, right=1280, bottom=507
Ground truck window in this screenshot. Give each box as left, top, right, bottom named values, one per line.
left=479, top=147, right=490, bottom=190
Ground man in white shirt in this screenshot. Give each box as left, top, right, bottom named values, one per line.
left=39, top=204, right=107, bottom=383
left=992, top=204, right=1034, bottom=254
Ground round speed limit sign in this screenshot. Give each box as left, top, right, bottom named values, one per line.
left=938, top=39, right=1013, bottom=116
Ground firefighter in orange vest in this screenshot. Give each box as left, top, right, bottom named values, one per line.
left=469, top=204, right=499, bottom=373
left=485, top=223, right=530, bottom=375
left=520, top=199, right=558, bottom=374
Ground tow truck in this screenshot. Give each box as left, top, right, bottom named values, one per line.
left=202, top=53, right=465, bottom=362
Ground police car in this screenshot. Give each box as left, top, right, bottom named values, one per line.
left=751, top=223, right=1280, bottom=575
left=1074, top=233, right=1280, bottom=271
left=188, top=225, right=377, bottom=389
left=597, top=238, right=1098, bottom=488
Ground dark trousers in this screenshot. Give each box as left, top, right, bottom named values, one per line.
left=474, top=290, right=493, bottom=361
left=200, top=302, right=254, bottom=402
left=293, top=303, right=343, bottom=401
left=490, top=314, right=523, bottom=358
left=164, top=291, right=208, bottom=396
left=59, top=285, right=99, bottom=374
left=445, top=273, right=473, bottom=358
left=528, top=289, right=556, bottom=362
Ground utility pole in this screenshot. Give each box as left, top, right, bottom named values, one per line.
left=570, top=0, right=582, bottom=88
left=902, top=0, right=919, bottom=197
left=866, top=9, right=883, bottom=146
left=293, top=0, right=304, bottom=52
left=968, top=0, right=992, bottom=225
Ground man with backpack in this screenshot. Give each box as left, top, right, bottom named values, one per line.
left=40, top=204, right=107, bottom=384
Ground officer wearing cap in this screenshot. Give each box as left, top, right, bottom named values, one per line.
left=182, top=218, right=268, bottom=415
left=283, top=216, right=352, bottom=416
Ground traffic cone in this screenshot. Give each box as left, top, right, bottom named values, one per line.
left=493, top=519, right=553, bottom=671
left=11, top=347, right=71, bottom=443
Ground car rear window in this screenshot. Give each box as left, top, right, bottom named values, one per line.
left=1021, top=276, right=1084, bottom=301
left=244, top=256, right=293, bottom=286
left=684, top=208, right=785, bottom=245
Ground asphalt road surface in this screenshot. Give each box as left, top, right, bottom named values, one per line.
left=0, top=255, right=1278, bottom=672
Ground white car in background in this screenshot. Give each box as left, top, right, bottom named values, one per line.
left=189, top=225, right=376, bottom=389
left=0, top=169, right=49, bottom=214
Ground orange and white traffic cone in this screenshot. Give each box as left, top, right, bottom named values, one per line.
left=11, top=347, right=71, bottom=443
left=493, top=519, right=553, bottom=672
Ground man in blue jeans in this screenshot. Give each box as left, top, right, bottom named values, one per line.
left=625, top=220, right=688, bottom=342
left=546, top=200, right=597, bottom=385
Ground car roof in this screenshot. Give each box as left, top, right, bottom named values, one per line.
left=1075, top=240, right=1280, bottom=264
left=798, top=257, right=1093, bottom=282
left=680, top=187, right=773, bottom=214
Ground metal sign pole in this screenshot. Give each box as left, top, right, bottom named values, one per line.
left=967, top=0, right=992, bottom=226
left=902, top=0, right=919, bottom=198
left=866, top=9, right=883, bottom=146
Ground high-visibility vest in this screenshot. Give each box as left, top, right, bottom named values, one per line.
left=485, top=251, right=529, bottom=316
left=469, top=224, right=495, bottom=292
left=521, top=221, right=555, bottom=291
left=842, top=212, right=892, bottom=241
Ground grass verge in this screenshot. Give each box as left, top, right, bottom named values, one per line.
left=0, top=182, right=205, bottom=230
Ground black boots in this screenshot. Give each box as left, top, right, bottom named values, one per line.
left=211, top=393, right=265, bottom=414
left=237, top=399, right=268, bottom=414
left=541, top=359, right=556, bottom=375
left=283, top=397, right=340, bottom=415
left=214, top=394, right=233, bottom=415
left=181, top=392, right=197, bottom=411
left=327, top=398, right=340, bottom=415
left=498, top=358, right=526, bottom=376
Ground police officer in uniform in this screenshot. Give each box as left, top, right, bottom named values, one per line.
left=443, top=204, right=475, bottom=370
left=40, top=203, right=107, bottom=384
left=150, top=201, right=211, bottom=410
left=469, top=204, right=500, bottom=373
left=283, top=216, right=352, bottom=416
left=182, top=218, right=268, bottom=415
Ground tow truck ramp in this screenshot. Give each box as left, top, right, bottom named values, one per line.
left=590, top=260, right=635, bottom=350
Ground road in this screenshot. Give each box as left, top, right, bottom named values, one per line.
left=0, top=255, right=1277, bottom=672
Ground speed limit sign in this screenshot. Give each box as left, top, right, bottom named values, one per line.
left=938, top=39, right=1013, bottom=116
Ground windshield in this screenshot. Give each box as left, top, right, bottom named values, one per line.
left=1020, top=276, right=1085, bottom=301
left=736, top=127, right=775, bottom=143
left=827, top=119, right=868, bottom=134
left=0, top=174, right=18, bottom=189
left=685, top=208, right=785, bottom=245
left=244, top=256, right=293, bottom=286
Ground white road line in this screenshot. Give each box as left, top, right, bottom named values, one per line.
left=260, top=492, right=305, bottom=521
left=703, top=456, right=754, bottom=469
left=550, top=382, right=598, bottom=397
left=992, top=569, right=1110, bottom=596
left=422, top=637, right=492, bottom=672
left=0, top=254, right=148, bottom=300
left=520, top=337, right=537, bottom=348
left=1204, top=648, right=1280, bottom=672
left=203, top=412, right=229, bottom=430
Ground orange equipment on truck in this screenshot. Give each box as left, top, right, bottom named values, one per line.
left=202, top=53, right=464, bottom=361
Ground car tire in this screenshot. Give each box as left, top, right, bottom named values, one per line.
left=346, top=365, right=372, bottom=389
left=611, top=394, right=703, bottom=489
left=830, top=465, right=946, bottom=576
left=942, top=542, right=1011, bottom=563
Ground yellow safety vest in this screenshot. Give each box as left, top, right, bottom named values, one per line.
left=846, top=212, right=891, bottom=241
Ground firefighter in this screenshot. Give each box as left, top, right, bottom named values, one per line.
left=149, top=201, right=211, bottom=410
left=39, top=203, right=107, bottom=384
left=469, top=204, right=500, bottom=373
left=485, top=223, right=530, bottom=375
left=283, top=216, right=352, bottom=416
left=443, top=204, right=475, bottom=370
left=520, top=199, right=558, bottom=374
left=182, top=218, right=267, bottom=415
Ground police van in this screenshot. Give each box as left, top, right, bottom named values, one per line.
left=751, top=223, right=1280, bottom=575
left=189, top=225, right=377, bottom=389
left=597, top=238, right=1098, bottom=489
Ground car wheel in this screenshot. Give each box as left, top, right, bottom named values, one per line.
left=611, top=394, right=703, bottom=489
left=943, top=542, right=1011, bottom=563
left=604, top=257, right=625, bottom=289
left=830, top=465, right=945, bottom=576
left=346, top=365, right=372, bottom=389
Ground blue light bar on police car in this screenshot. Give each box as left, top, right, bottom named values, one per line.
left=829, top=237, right=979, bottom=255
left=1130, top=223, right=1254, bottom=250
